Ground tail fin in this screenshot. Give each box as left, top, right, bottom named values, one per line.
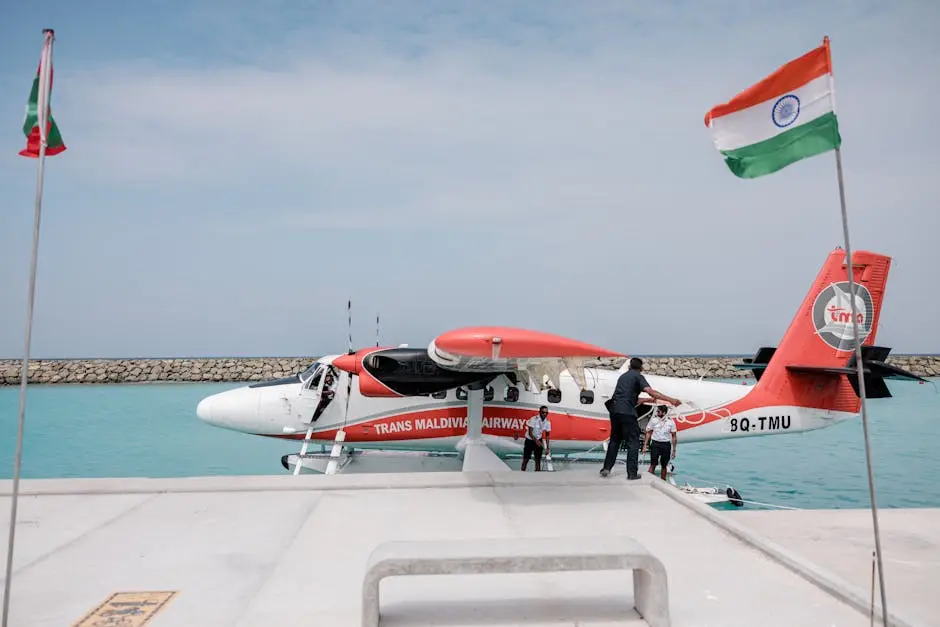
left=751, top=248, right=898, bottom=413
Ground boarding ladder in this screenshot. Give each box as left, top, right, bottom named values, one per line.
left=292, top=369, right=349, bottom=475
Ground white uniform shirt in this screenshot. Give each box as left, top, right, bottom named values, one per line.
left=526, top=415, right=551, bottom=441
left=647, top=415, right=676, bottom=443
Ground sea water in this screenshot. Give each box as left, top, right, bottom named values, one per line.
left=1, top=378, right=938, bottom=510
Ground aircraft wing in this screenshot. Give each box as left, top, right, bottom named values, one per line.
left=428, top=326, right=627, bottom=391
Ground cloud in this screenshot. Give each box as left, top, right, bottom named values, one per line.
left=58, top=62, right=665, bottom=235
left=2, top=0, right=939, bottom=357
left=40, top=1, right=940, bottom=244
left=55, top=2, right=939, bottom=191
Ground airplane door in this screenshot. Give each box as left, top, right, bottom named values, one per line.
left=292, top=366, right=328, bottom=423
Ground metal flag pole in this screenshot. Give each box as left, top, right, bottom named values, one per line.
left=871, top=550, right=877, bottom=627
left=2, top=29, right=56, bottom=627
left=825, top=34, right=889, bottom=626
left=835, top=145, right=889, bottom=625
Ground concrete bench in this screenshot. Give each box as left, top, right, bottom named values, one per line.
left=361, top=535, right=670, bottom=627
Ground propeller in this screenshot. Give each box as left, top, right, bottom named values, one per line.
left=347, top=299, right=353, bottom=356
left=343, top=300, right=353, bottom=429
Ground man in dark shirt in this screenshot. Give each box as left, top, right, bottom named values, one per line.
left=601, top=357, right=680, bottom=480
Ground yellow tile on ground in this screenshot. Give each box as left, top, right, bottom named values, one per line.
left=72, top=591, right=178, bottom=626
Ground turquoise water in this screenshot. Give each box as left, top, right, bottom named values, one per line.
left=1, top=379, right=939, bottom=510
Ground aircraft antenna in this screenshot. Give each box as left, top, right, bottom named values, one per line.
left=376, top=312, right=380, bottom=347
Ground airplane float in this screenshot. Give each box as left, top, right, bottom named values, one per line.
left=196, top=248, right=927, bottom=502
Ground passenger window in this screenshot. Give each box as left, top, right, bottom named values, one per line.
left=547, top=388, right=562, bottom=403
left=504, top=386, right=519, bottom=402
left=580, top=390, right=594, bottom=404
left=432, top=390, right=447, bottom=399
left=483, top=386, right=494, bottom=401
left=456, top=387, right=468, bottom=401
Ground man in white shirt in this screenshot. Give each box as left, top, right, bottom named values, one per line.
left=642, top=405, right=677, bottom=480
left=521, top=405, right=551, bottom=472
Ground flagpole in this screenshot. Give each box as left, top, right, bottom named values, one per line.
left=834, top=145, right=889, bottom=625
left=825, top=34, right=889, bottom=626
left=1, top=29, right=55, bottom=627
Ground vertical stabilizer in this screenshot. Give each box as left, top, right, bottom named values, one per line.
left=750, top=248, right=892, bottom=413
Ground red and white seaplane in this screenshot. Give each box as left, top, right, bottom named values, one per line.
left=196, top=248, right=925, bottom=496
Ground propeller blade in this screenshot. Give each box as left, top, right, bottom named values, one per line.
left=347, top=299, right=353, bottom=355
left=343, top=299, right=353, bottom=429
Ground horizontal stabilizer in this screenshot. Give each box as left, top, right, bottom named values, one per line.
left=785, top=346, right=926, bottom=399
left=785, top=365, right=857, bottom=377
left=732, top=346, right=777, bottom=381
left=862, top=359, right=928, bottom=382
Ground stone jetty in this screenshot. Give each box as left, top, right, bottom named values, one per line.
left=0, top=357, right=314, bottom=386
left=1, top=355, right=938, bottom=386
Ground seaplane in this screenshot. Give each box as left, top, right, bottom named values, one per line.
left=196, top=248, right=926, bottom=504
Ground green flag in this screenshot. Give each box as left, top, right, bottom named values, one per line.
left=20, top=30, right=66, bottom=158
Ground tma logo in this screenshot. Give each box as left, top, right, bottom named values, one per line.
left=812, top=281, right=874, bottom=351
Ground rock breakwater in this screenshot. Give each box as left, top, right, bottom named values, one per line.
left=0, top=358, right=316, bottom=386
left=1, top=355, right=938, bottom=386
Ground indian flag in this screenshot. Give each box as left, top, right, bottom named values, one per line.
left=19, top=29, right=66, bottom=159
left=704, top=37, right=839, bottom=179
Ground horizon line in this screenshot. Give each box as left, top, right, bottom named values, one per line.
left=2, top=352, right=940, bottom=361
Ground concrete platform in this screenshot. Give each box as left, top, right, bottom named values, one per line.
left=0, top=470, right=933, bottom=626
left=729, top=508, right=940, bottom=627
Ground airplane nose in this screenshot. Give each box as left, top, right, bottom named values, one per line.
left=195, top=386, right=261, bottom=432
left=196, top=397, right=213, bottom=422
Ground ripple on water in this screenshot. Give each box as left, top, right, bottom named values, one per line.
left=1, top=379, right=939, bottom=510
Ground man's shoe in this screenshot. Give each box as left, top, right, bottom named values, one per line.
left=626, top=474, right=641, bottom=481
left=599, top=469, right=610, bottom=478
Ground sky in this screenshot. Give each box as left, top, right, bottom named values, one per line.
left=0, top=0, right=938, bottom=359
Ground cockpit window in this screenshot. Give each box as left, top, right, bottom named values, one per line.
left=300, top=363, right=324, bottom=385
left=301, top=363, right=341, bottom=393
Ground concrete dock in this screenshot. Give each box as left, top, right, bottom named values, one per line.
left=728, top=508, right=940, bottom=627
left=1, top=470, right=936, bottom=627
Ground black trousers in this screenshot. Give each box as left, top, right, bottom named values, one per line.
left=602, top=412, right=641, bottom=476
left=649, top=440, right=672, bottom=468
left=522, top=438, right=543, bottom=468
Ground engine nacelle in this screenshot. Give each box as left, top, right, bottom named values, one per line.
left=333, top=347, right=501, bottom=398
